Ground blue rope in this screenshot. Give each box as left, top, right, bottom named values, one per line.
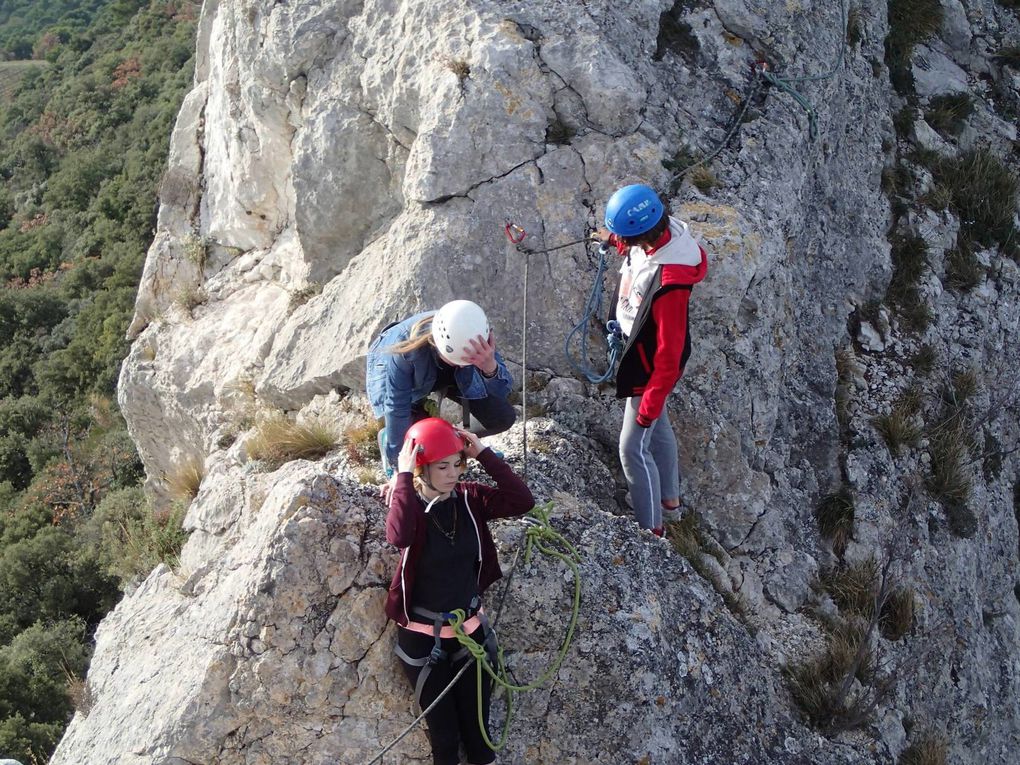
left=564, top=243, right=624, bottom=384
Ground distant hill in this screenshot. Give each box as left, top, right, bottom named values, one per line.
left=0, top=2, right=196, bottom=762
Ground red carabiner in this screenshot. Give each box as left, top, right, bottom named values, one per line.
left=504, top=219, right=526, bottom=244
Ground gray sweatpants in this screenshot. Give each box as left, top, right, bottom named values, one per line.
left=619, top=397, right=681, bottom=530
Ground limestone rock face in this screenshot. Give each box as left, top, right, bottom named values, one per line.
left=88, top=0, right=1020, bottom=763
left=50, top=433, right=866, bottom=765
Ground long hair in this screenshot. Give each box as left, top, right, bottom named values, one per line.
left=386, top=316, right=434, bottom=354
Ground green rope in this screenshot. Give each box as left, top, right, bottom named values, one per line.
left=447, top=501, right=583, bottom=751
left=758, top=0, right=847, bottom=141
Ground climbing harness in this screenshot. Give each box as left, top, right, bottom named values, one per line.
left=362, top=503, right=581, bottom=765
left=392, top=596, right=496, bottom=708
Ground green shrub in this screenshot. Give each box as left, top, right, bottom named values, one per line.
left=931, top=149, right=1019, bottom=250
left=86, top=487, right=190, bottom=587
left=924, top=93, right=973, bottom=137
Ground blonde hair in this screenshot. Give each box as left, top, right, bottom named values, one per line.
left=387, top=316, right=434, bottom=355
left=412, top=452, right=467, bottom=494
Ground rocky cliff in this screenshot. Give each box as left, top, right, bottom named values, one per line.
left=53, top=0, right=1020, bottom=763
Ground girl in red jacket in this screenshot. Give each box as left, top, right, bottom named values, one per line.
left=385, top=417, right=534, bottom=765
left=599, top=184, right=708, bottom=536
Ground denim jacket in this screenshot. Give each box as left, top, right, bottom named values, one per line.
left=366, top=312, right=513, bottom=465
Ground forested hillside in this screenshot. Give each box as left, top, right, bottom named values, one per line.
left=0, top=2, right=196, bottom=760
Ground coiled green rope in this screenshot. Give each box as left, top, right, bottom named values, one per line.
left=447, top=501, right=583, bottom=751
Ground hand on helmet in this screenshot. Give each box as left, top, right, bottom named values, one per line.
left=455, top=428, right=484, bottom=459
left=397, top=438, right=421, bottom=474
left=461, top=331, right=498, bottom=376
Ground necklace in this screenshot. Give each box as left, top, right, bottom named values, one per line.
left=428, top=497, right=457, bottom=545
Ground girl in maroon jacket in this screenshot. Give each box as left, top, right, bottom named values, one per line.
left=385, top=417, right=533, bottom=765
left=599, top=184, right=708, bottom=537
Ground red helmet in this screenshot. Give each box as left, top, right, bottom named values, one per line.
left=404, top=418, right=465, bottom=467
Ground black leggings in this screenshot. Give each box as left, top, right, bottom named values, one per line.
left=412, top=388, right=517, bottom=439
left=397, top=626, right=495, bottom=765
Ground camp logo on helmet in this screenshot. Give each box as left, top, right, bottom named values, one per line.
left=626, top=199, right=652, bottom=217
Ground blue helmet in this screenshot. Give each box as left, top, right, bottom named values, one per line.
left=604, top=184, right=664, bottom=237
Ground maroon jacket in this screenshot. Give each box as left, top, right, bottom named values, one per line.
left=384, top=448, right=534, bottom=626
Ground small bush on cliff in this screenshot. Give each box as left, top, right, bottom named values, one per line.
left=885, top=0, right=943, bottom=95
left=815, top=488, right=855, bottom=557
left=344, top=419, right=381, bottom=466
left=899, top=732, right=948, bottom=765
left=84, top=487, right=190, bottom=587
left=248, top=415, right=339, bottom=470
left=166, top=455, right=204, bottom=502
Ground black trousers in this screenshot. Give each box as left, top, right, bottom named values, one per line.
left=397, top=626, right=495, bottom=765
left=412, top=387, right=516, bottom=438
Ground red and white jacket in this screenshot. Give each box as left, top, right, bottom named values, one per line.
left=384, top=449, right=534, bottom=626
left=610, top=217, right=708, bottom=425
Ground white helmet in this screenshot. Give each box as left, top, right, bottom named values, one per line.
left=431, top=300, right=491, bottom=365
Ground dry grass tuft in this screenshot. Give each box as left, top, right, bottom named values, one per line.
left=688, top=164, right=719, bottom=194
left=822, top=557, right=879, bottom=619
left=784, top=620, right=876, bottom=729
left=665, top=515, right=746, bottom=617
left=885, top=232, right=931, bottom=332
left=879, top=586, right=915, bottom=640
left=344, top=419, right=381, bottom=465
left=873, top=386, right=923, bottom=454
left=899, top=732, right=948, bottom=765
left=945, top=239, right=983, bottom=291
left=247, top=415, right=339, bottom=469
left=175, top=285, right=207, bottom=313
left=66, top=670, right=95, bottom=717
left=440, top=55, right=470, bottom=81
left=815, top=489, right=855, bottom=557
left=166, top=456, right=205, bottom=502
left=911, top=344, right=937, bottom=376
left=924, top=93, right=973, bottom=136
